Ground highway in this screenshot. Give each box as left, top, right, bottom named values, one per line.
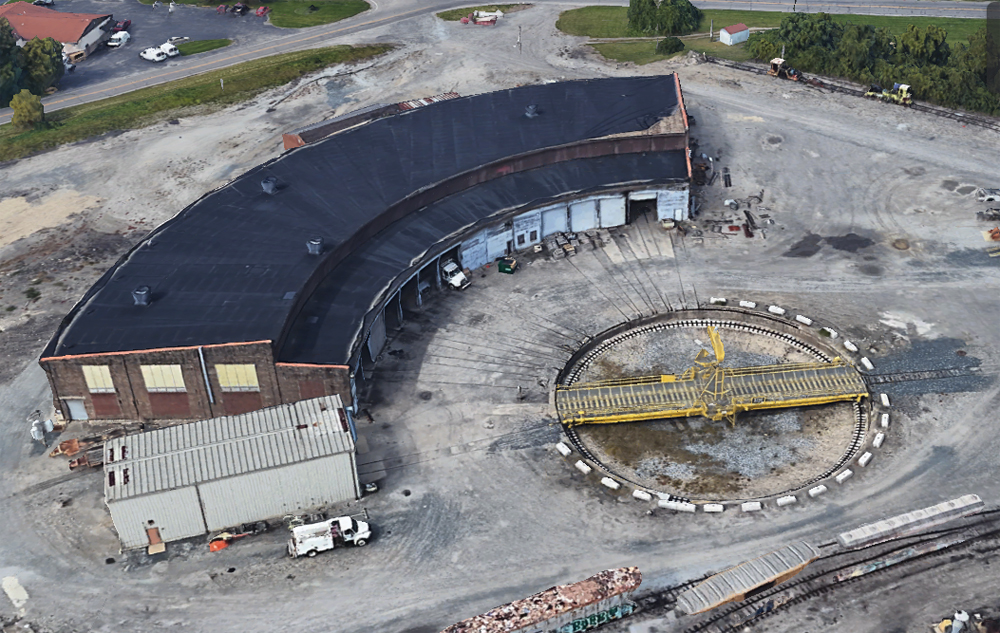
left=0, top=0, right=990, bottom=126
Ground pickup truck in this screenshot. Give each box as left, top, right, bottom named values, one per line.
left=288, top=515, right=371, bottom=558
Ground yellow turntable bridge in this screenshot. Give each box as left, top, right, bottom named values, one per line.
left=556, top=327, right=868, bottom=427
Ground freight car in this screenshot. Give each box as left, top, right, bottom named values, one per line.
left=837, top=494, right=985, bottom=550
left=675, top=542, right=820, bottom=615
left=440, top=567, right=641, bottom=633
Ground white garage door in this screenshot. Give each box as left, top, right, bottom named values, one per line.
left=570, top=200, right=598, bottom=232
left=657, top=188, right=690, bottom=222
left=541, top=205, right=568, bottom=237
left=599, top=197, right=626, bottom=228
left=460, top=231, right=489, bottom=271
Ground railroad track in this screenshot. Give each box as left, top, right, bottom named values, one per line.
left=865, top=366, right=983, bottom=385
left=560, top=316, right=868, bottom=502
left=673, top=510, right=1000, bottom=633
left=704, top=57, right=1000, bottom=134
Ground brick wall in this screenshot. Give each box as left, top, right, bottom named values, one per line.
left=275, top=363, right=353, bottom=409
left=40, top=341, right=286, bottom=426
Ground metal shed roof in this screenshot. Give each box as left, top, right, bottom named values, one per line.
left=676, top=541, right=819, bottom=615
left=104, top=396, right=353, bottom=502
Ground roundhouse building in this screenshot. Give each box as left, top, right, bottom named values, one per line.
left=40, top=75, right=692, bottom=425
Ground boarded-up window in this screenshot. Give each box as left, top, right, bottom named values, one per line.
left=215, top=364, right=259, bottom=392
left=82, top=365, right=114, bottom=393
left=141, top=365, right=186, bottom=392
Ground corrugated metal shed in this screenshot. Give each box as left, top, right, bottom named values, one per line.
left=105, top=396, right=353, bottom=501
left=105, top=396, right=359, bottom=549
left=676, top=542, right=819, bottom=615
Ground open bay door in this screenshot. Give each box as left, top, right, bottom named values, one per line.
left=366, top=310, right=387, bottom=362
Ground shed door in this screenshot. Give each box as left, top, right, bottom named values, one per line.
left=570, top=200, right=598, bottom=232
left=367, top=310, right=387, bottom=361
left=541, top=205, right=568, bottom=237
left=599, top=197, right=626, bottom=228
left=460, top=231, right=489, bottom=271
left=64, top=399, right=88, bottom=420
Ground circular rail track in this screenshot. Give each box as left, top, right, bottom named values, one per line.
left=558, top=313, right=869, bottom=503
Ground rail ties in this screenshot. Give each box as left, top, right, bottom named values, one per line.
left=703, top=56, right=1000, bottom=134
left=865, top=367, right=981, bottom=385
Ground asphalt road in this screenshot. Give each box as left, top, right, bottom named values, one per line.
left=0, top=0, right=991, bottom=125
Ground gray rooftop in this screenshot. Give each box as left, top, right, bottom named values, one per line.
left=104, top=395, right=354, bottom=502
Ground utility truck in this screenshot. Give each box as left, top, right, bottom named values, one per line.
left=441, top=259, right=470, bottom=290
left=287, top=515, right=371, bottom=558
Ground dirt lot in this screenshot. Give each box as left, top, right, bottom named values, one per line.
left=1, top=5, right=999, bottom=633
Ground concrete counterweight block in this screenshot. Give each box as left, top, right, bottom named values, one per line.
left=741, top=501, right=762, bottom=512
left=702, top=503, right=725, bottom=513
left=808, top=485, right=827, bottom=497
left=835, top=469, right=854, bottom=484
left=739, top=300, right=757, bottom=308
left=858, top=452, right=873, bottom=467
left=776, top=495, right=797, bottom=507
left=601, top=477, right=621, bottom=490
left=767, top=305, right=786, bottom=315
left=633, top=490, right=653, bottom=502
left=873, top=432, right=885, bottom=448
left=575, top=460, right=592, bottom=475
left=659, top=500, right=696, bottom=513
left=555, top=442, right=572, bottom=457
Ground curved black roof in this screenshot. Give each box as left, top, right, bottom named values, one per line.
left=43, top=75, right=682, bottom=360
left=280, top=151, right=688, bottom=366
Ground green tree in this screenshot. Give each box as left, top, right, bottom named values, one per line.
left=898, top=24, right=950, bottom=66
left=0, top=18, right=24, bottom=107
left=10, top=88, right=43, bottom=130
left=653, top=0, right=701, bottom=36
left=21, top=36, right=64, bottom=96
left=656, top=36, right=685, bottom=55
left=627, top=0, right=657, bottom=34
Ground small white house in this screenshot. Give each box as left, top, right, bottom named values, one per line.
left=104, top=395, right=360, bottom=551
left=719, top=23, right=749, bottom=46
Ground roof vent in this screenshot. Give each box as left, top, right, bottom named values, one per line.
left=525, top=104, right=539, bottom=118
left=307, top=237, right=323, bottom=255
left=261, top=176, right=278, bottom=195
left=132, top=286, right=151, bottom=306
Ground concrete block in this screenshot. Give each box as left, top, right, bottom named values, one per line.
left=575, top=460, right=592, bottom=475
left=632, top=490, right=653, bottom=502
left=710, top=297, right=727, bottom=305
left=821, top=327, right=839, bottom=339
left=776, top=495, right=797, bottom=507
left=702, top=503, right=725, bottom=513
left=859, top=452, right=873, bottom=467
left=739, top=300, right=757, bottom=308
left=659, top=500, right=696, bottom=513
left=601, top=477, right=621, bottom=490
left=881, top=413, right=890, bottom=429
left=555, top=442, right=572, bottom=457
left=861, top=357, right=874, bottom=370
left=808, top=485, right=827, bottom=497
left=795, top=314, right=813, bottom=326
left=835, top=469, right=854, bottom=484
left=843, top=340, right=859, bottom=352
left=880, top=393, right=890, bottom=407
left=767, top=305, right=786, bottom=315
left=873, top=432, right=885, bottom=448
left=741, top=501, right=762, bottom=512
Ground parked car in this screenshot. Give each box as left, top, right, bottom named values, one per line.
left=160, top=42, right=180, bottom=57
left=231, top=2, right=249, bottom=15
left=107, top=31, right=131, bottom=47
left=255, top=5, right=270, bottom=16
left=140, top=47, right=167, bottom=62
left=977, top=188, right=1000, bottom=203
left=112, top=19, right=131, bottom=32
left=166, top=36, right=189, bottom=44
left=32, top=0, right=54, bottom=6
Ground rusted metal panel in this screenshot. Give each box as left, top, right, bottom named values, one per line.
left=441, top=567, right=642, bottom=633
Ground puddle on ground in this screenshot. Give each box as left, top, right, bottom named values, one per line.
left=783, top=233, right=823, bottom=257
left=826, top=233, right=875, bottom=252
left=941, top=180, right=959, bottom=191
left=956, top=185, right=977, bottom=195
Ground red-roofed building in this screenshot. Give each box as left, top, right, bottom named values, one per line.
left=0, top=1, right=112, bottom=59
left=720, top=22, right=749, bottom=46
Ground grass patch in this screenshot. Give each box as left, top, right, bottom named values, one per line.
left=557, top=6, right=982, bottom=43
left=436, top=3, right=529, bottom=21
left=176, top=38, right=232, bottom=55
left=0, top=44, right=392, bottom=162
left=137, top=0, right=368, bottom=28
left=591, top=36, right=754, bottom=65
left=590, top=41, right=685, bottom=65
